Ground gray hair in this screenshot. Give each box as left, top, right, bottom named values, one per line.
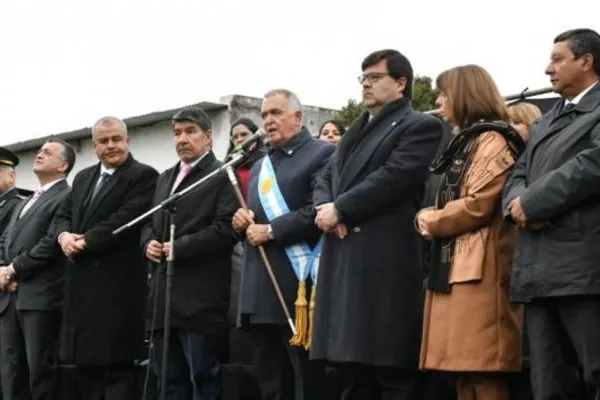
left=264, top=89, right=303, bottom=113
left=91, top=116, right=128, bottom=138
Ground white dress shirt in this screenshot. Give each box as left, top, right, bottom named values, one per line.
left=565, top=81, right=599, bottom=107
left=19, top=178, right=65, bottom=218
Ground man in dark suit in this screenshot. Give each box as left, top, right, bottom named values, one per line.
left=232, top=89, right=335, bottom=400
left=0, top=138, right=75, bottom=400
left=140, top=108, right=238, bottom=400
left=503, top=28, right=600, bottom=400
left=311, top=49, right=444, bottom=399
left=54, top=116, right=159, bottom=400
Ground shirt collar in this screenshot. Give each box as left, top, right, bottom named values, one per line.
left=272, top=127, right=313, bottom=157
left=39, top=178, right=65, bottom=193
left=100, top=164, right=117, bottom=176
left=182, top=150, right=210, bottom=169
left=566, top=81, right=599, bottom=106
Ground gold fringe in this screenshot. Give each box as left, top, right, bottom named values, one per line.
left=289, top=281, right=308, bottom=347
left=304, top=285, right=317, bottom=350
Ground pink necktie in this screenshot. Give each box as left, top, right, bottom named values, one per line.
left=172, top=163, right=192, bottom=193
left=20, top=187, right=45, bottom=218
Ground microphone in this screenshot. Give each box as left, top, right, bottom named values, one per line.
left=231, top=130, right=265, bottom=154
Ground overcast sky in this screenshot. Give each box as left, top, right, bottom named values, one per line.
left=1, top=0, right=599, bottom=144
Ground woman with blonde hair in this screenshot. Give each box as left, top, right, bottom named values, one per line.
left=507, top=102, right=542, bottom=141
left=416, top=64, right=526, bottom=400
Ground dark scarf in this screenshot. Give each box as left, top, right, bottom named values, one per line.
left=336, top=98, right=409, bottom=170
left=426, top=119, right=525, bottom=293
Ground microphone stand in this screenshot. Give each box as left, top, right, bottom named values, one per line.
left=112, top=146, right=295, bottom=400
left=113, top=153, right=244, bottom=400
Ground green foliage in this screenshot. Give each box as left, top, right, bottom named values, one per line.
left=334, top=98, right=365, bottom=128
left=335, top=75, right=439, bottom=127
left=411, top=75, right=439, bottom=112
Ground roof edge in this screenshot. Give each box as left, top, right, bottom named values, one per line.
left=4, top=100, right=228, bottom=152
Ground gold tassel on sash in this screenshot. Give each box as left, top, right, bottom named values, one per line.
left=289, top=281, right=308, bottom=346
left=304, top=285, right=317, bottom=350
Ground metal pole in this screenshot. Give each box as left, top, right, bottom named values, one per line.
left=225, top=166, right=297, bottom=335
left=423, top=86, right=555, bottom=114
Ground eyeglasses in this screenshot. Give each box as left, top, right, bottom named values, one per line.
left=357, top=73, right=389, bottom=85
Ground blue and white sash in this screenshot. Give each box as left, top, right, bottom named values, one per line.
left=258, top=156, right=321, bottom=283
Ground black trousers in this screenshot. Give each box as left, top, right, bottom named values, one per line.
left=526, top=296, right=598, bottom=400
left=151, top=329, right=220, bottom=400
left=0, top=302, right=61, bottom=400
left=75, top=362, right=137, bottom=400
left=328, top=363, right=420, bottom=400
left=245, top=324, right=335, bottom=400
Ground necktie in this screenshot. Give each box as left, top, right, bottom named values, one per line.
left=563, top=102, right=575, bottom=113
left=90, top=172, right=109, bottom=203
left=171, top=163, right=192, bottom=193
left=19, top=187, right=45, bottom=218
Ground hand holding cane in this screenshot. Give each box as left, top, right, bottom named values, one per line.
left=226, top=166, right=297, bottom=335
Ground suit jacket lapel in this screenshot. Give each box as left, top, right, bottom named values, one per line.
left=74, top=167, right=99, bottom=230
left=153, top=152, right=217, bottom=241
left=172, top=152, right=217, bottom=195
left=8, top=180, right=68, bottom=247
left=81, top=172, right=122, bottom=229
left=530, top=84, right=600, bottom=160
left=4, top=199, right=27, bottom=251
left=337, top=106, right=411, bottom=193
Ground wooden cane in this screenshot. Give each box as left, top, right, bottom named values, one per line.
left=226, top=166, right=297, bottom=335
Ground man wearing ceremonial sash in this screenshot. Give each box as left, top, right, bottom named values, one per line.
left=311, top=49, right=445, bottom=399
left=232, top=89, right=335, bottom=400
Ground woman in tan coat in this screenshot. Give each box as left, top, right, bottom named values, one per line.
left=416, top=64, right=526, bottom=400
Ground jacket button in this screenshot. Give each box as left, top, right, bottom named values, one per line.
left=353, top=227, right=361, bottom=233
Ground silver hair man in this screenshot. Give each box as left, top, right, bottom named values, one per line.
left=91, top=116, right=128, bottom=138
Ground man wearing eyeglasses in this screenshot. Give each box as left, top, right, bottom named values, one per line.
left=311, top=49, right=445, bottom=399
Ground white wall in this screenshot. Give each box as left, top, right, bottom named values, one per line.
left=14, top=109, right=232, bottom=190
left=13, top=96, right=338, bottom=190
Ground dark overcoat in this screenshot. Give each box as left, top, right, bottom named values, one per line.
left=503, top=83, right=600, bottom=302
left=54, top=154, right=158, bottom=366
left=310, top=100, right=444, bottom=368
left=238, top=128, right=335, bottom=326
left=140, top=151, right=238, bottom=335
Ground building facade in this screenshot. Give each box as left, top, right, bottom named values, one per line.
left=4, top=95, right=338, bottom=190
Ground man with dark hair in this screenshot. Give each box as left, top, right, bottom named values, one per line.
left=0, top=138, right=75, bottom=400
left=141, top=107, right=238, bottom=400
left=310, top=49, right=444, bottom=399
left=47, top=137, right=76, bottom=176
left=233, top=89, right=335, bottom=400
left=503, top=28, right=600, bottom=400
left=55, top=116, right=158, bottom=400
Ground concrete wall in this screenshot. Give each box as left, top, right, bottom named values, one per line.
left=222, top=95, right=337, bottom=137
left=14, top=109, right=231, bottom=190
left=13, top=95, right=339, bottom=190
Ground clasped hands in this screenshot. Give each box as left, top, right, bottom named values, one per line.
left=145, top=240, right=176, bottom=263
left=232, top=209, right=271, bottom=247
left=507, top=197, right=545, bottom=230
left=0, top=265, right=17, bottom=292
left=314, top=203, right=348, bottom=240
left=59, top=233, right=86, bottom=259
